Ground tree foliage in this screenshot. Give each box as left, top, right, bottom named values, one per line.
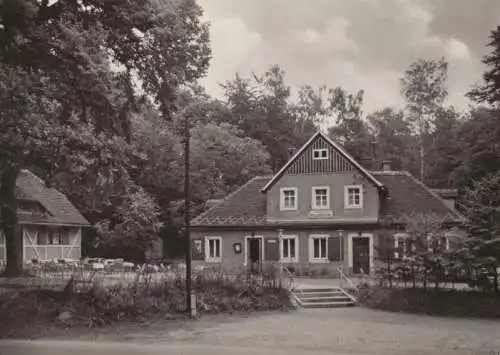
left=0, top=0, right=210, bottom=275
left=468, top=26, right=500, bottom=106
left=400, top=57, right=448, bottom=182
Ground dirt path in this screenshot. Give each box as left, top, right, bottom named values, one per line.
left=5, top=308, right=499, bottom=355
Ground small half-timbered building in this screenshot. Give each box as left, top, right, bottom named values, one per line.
left=0, top=170, right=90, bottom=263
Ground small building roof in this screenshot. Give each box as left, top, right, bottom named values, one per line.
left=12, top=170, right=91, bottom=227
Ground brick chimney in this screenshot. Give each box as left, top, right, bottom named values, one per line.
left=382, top=160, right=392, bottom=171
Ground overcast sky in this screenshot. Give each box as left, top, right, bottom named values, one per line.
left=196, top=0, right=500, bottom=114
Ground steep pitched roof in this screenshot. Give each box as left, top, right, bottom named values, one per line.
left=13, top=170, right=91, bottom=227
left=192, top=176, right=271, bottom=227
left=191, top=171, right=463, bottom=228
left=372, top=171, right=464, bottom=224
left=261, top=131, right=384, bottom=192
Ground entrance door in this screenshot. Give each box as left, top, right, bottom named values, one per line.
left=247, top=238, right=262, bottom=273
left=352, top=237, right=370, bottom=274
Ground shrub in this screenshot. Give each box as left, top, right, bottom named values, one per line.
left=358, top=285, right=500, bottom=319
left=0, top=268, right=294, bottom=334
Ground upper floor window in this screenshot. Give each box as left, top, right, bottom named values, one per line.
left=312, top=186, right=330, bottom=209
left=280, top=188, right=298, bottom=210
left=344, top=185, right=363, bottom=209
left=312, top=148, right=328, bottom=160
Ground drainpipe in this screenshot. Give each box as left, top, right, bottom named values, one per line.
left=277, top=229, right=284, bottom=285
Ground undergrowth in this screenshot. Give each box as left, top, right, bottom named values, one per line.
left=0, top=269, right=293, bottom=336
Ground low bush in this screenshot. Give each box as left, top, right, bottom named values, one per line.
left=0, top=269, right=294, bottom=336
left=357, top=286, right=500, bottom=319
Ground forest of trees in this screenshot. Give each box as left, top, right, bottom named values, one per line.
left=1, top=1, right=500, bottom=275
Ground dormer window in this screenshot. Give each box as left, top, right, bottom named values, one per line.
left=312, top=148, right=328, bottom=160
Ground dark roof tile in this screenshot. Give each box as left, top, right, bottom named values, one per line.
left=192, top=171, right=463, bottom=227
left=372, top=171, right=463, bottom=223
left=192, top=176, right=270, bottom=226
left=14, top=170, right=91, bottom=226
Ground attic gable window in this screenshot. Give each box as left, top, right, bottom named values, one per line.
left=312, top=148, right=328, bottom=160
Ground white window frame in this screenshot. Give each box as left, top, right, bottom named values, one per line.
left=280, top=187, right=298, bottom=211
left=312, top=148, right=328, bottom=160
left=344, top=185, right=363, bottom=209
left=312, top=186, right=330, bottom=210
left=205, top=236, right=222, bottom=263
left=280, top=235, right=299, bottom=263
left=309, top=234, right=329, bottom=263
left=393, top=233, right=413, bottom=259
left=427, top=233, right=451, bottom=252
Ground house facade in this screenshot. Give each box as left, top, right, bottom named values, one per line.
left=190, top=131, right=463, bottom=275
left=0, top=170, right=91, bottom=264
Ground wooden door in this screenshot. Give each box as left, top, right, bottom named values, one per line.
left=248, top=238, right=263, bottom=273
left=353, top=237, right=370, bottom=274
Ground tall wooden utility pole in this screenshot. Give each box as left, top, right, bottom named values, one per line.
left=184, top=114, right=194, bottom=318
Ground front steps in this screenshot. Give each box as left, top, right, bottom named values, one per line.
left=292, top=287, right=356, bottom=308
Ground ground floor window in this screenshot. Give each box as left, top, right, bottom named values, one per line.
left=280, top=235, right=298, bottom=262
left=205, top=236, right=222, bottom=262
left=36, top=227, right=70, bottom=245
left=309, top=235, right=328, bottom=261
left=428, top=234, right=450, bottom=252
left=394, top=233, right=413, bottom=259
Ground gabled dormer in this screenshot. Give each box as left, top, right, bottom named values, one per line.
left=261, top=131, right=385, bottom=224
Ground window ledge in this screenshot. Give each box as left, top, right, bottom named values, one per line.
left=309, top=259, right=329, bottom=264
left=280, top=207, right=297, bottom=211
left=280, top=258, right=298, bottom=263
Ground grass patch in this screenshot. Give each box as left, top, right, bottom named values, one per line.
left=0, top=269, right=294, bottom=338
left=357, top=286, right=500, bottom=319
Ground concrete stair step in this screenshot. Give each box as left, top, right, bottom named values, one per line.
left=295, top=288, right=339, bottom=293
left=300, top=301, right=355, bottom=308
left=291, top=287, right=357, bottom=308
left=297, top=292, right=345, bottom=298
left=296, top=296, right=352, bottom=303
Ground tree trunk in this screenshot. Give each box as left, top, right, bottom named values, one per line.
left=418, top=113, right=425, bottom=182
left=0, top=168, right=23, bottom=277
left=419, top=142, right=424, bottom=182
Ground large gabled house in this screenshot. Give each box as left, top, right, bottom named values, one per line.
left=0, top=170, right=90, bottom=264
left=190, top=131, right=463, bottom=275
